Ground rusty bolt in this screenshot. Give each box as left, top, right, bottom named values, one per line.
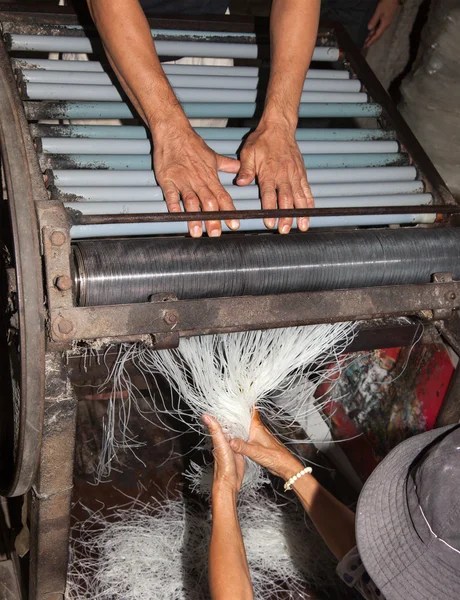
left=57, top=319, right=74, bottom=335
left=164, top=310, right=179, bottom=326
left=55, top=275, right=73, bottom=291
left=50, top=231, right=66, bottom=247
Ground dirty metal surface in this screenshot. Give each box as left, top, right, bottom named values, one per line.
left=49, top=281, right=460, bottom=344
left=28, top=354, right=77, bottom=600
left=70, top=205, right=454, bottom=227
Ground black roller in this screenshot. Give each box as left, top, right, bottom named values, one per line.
left=72, top=228, right=460, bottom=306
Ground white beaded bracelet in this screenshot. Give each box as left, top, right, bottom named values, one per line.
left=283, top=466, right=313, bottom=492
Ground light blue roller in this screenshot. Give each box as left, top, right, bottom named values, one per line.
left=9, top=34, right=339, bottom=61
left=40, top=137, right=398, bottom=155
left=12, top=57, right=106, bottom=72
left=51, top=167, right=418, bottom=187
left=70, top=211, right=436, bottom=239
left=24, top=83, right=366, bottom=104
left=161, top=64, right=350, bottom=78
left=196, top=127, right=396, bottom=141
left=32, top=125, right=149, bottom=139
left=8, top=26, right=271, bottom=40
left=25, top=101, right=382, bottom=120
left=21, top=69, right=360, bottom=93
left=13, top=58, right=350, bottom=78
left=58, top=182, right=424, bottom=202
left=149, top=28, right=258, bottom=39
left=41, top=138, right=151, bottom=155
left=43, top=154, right=153, bottom=170
left=31, top=124, right=396, bottom=141
left=44, top=152, right=407, bottom=170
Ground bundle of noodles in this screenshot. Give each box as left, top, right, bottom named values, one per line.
left=65, top=493, right=342, bottom=600
left=137, top=324, right=354, bottom=493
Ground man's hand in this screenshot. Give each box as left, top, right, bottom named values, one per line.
left=153, top=125, right=240, bottom=238
left=230, top=412, right=302, bottom=481
left=365, top=0, right=400, bottom=48
left=202, top=414, right=245, bottom=495
left=237, top=122, right=313, bottom=234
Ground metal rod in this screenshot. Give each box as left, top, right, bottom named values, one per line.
left=20, top=69, right=361, bottom=92
left=64, top=194, right=431, bottom=214
left=58, top=183, right=425, bottom=202
left=13, top=58, right=351, bottom=78
left=7, top=34, right=339, bottom=60
left=70, top=213, right=435, bottom=239
left=22, top=82, right=367, bottom=104
left=25, top=101, right=383, bottom=120
left=70, top=204, right=447, bottom=224
left=39, top=152, right=408, bottom=171
left=39, top=137, right=398, bottom=155
left=30, top=123, right=397, bottom=142
left=50, top=166, right=418, bottom=187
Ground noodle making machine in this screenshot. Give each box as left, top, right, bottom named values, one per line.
left=1, top=2, right=460, bottom=598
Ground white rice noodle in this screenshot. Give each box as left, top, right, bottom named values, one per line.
left=65, top=494, right=339, bottom=600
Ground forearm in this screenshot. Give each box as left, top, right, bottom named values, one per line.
left=291, top=472, right=356, bottom=560
left=86, top=0, right=189, bottom=138
left=209, top=486, right=253, bottom=600
left=262, top=0, right=320, bottom=132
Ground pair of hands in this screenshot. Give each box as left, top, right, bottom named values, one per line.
left=365, top=0, right=401, bottom=48
left=153, top=121, right=313, bottom=238
left=202, top=412, right=303, bottom=496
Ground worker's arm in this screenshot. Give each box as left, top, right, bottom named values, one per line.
left=237, top=0, right=320, bottom=234
left=230, top=413, right=356, bottom=560
left=203, top=415, right=253, bottom=600
left=86, top=0, right=240, bottom=238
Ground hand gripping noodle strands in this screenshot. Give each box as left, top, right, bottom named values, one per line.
left=91, top=323, right=354, bottom=485
left=65, top=494, right=341, bottom=600
left=138, top=324, right=354, bottom=493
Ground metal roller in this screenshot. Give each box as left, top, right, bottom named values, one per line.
left=72, top=228, right=460, bottom=306
left=12, top=58, right=351, bottom=78
left=40, top=152, right=407, bottom=171
left=50, top=166, right=417, bottom=187
left=7, top=34, right=339, bottom=61
left=22, top=83, right=367, bottom=104
left=29, top=123, right=397, bottom=141
left=39, top=137, right=397, bottom=155
left=20, top=69, right=361, bottom=92
left=24, top=101, right=382, bottom=120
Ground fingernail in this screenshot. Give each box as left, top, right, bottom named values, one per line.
left=265, top=219, right=276, bottom=229
left=202, top=414, right=211, bottom=424
left=191, top=225, right=201, bottom=237
left=230, top=220, right=240, bottom=230
left=300, top=218, right=309, bottom=231
left=281, top=224, right=290, bottom=234
left=209, top=229, right=221, bottom=237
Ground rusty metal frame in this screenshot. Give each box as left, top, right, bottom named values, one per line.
left=49, top=281, right=460, bottom=343
left=0, top=32, right=45, bottom=498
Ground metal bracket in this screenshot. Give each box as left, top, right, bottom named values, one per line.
left=432, top=272, right=456, bottom=320
left=42, top=226, right=75, bottom=342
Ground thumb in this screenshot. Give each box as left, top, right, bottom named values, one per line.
left=216, top=153, right=240, bottom=174
left=236, top=152, right=256, bottom=185
left=368, top=8, right=381, bottom=30
left=230, top=438, right=258, bottom=460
